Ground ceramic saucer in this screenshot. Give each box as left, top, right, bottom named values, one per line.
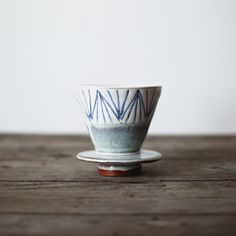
left=77, top=149, right=161, bottom=177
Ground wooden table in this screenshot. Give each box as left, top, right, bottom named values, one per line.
left=0, top=135, right=236, bottom=236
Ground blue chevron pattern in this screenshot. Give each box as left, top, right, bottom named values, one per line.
left=77, top=89, right=161, bottom=124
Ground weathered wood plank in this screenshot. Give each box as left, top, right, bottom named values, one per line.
left=0, top=135, right=235, bottom=160
left=0, top=156, right=235, bottom=182
left=0, top=214, right=236, bottom=236
left=0, top=135, right=236, bottom=235
left=0, top=181, right=236, bottom=215
left=0, top=135, right=236, bottom=182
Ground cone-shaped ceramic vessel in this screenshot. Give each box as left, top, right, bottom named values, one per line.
left=75, top=85, right=162, bottom=176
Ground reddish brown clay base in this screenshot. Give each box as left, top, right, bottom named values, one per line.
left=97, top=165, right=142, bottom=177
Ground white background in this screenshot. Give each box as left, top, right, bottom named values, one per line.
left=0, top=0, right=235, bottom=134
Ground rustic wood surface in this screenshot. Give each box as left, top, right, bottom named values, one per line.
left=0, top=135, right=236, bottom=236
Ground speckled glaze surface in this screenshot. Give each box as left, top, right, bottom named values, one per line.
left=75, top=85, right=162, bottom=154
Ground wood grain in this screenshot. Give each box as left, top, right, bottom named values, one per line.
left=0, top=135, right=236, bottom=236
left=0, top=181, right=236, bottom=214
left=1, top=215, right=236, bottom=236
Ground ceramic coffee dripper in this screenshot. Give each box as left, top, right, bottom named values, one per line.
left=75, top=85, right=162, bottom=176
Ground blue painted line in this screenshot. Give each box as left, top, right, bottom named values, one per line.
left=107, top=90, right=119, bottom=115
left=121, top=90, right=129, bottom=115
left=149, top=89, right=156, bottom=114
left=79, top=88, right=160, bottom=123
left=116, top=90, right=120, bottom=116
left=99, top=92, right=106, bottom=123
left=88, top=89, right=92, bottom=119
left=124, top=91, right=139, bottom=123
left=81, top=90, right=89, bottom=117
left=133, top=94, right=138, bottom=122
left=101, top=96, right=113, bottom=123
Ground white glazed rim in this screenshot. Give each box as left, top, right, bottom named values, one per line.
left=75, top=84, right=162, bottom=89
